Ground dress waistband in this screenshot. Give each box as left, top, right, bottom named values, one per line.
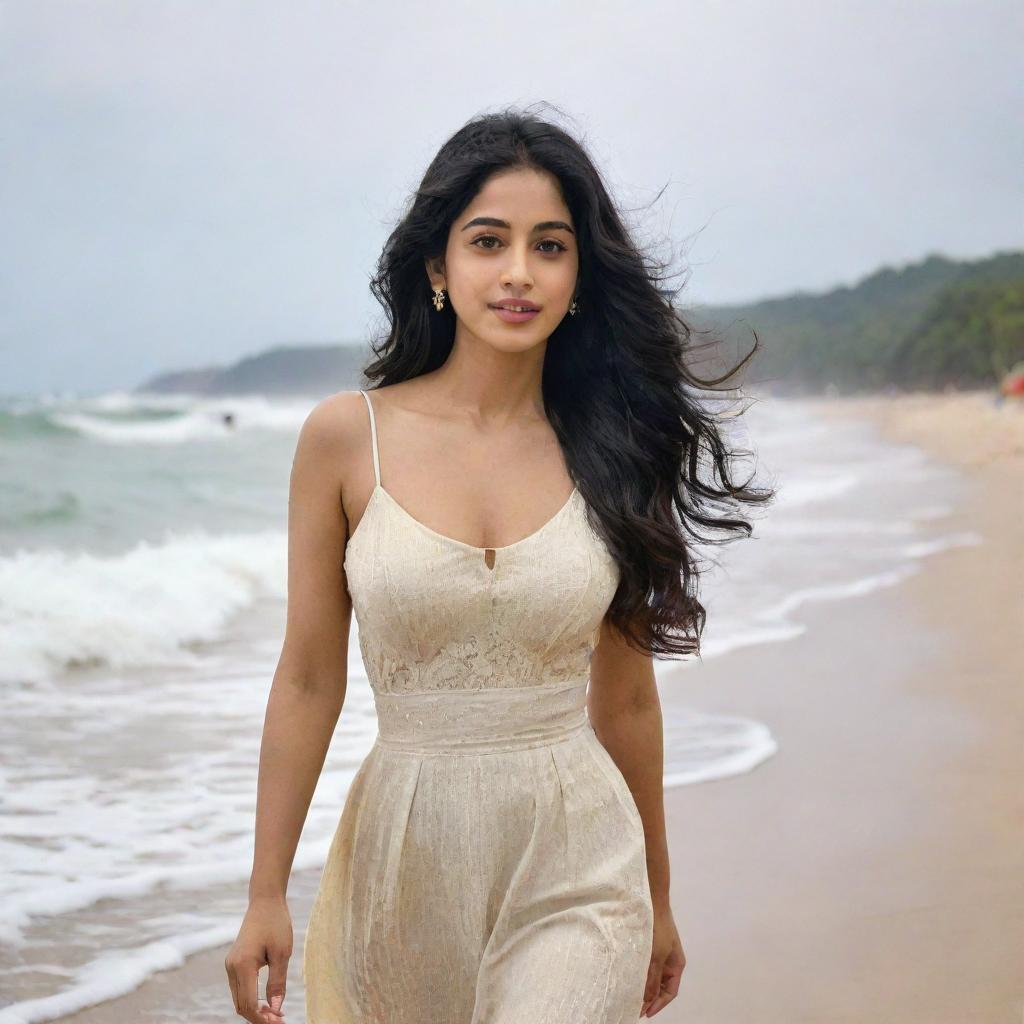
left=373, top=678, right=591, bottom=755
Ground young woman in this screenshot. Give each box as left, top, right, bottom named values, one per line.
left=225, top=105, right=771, bottom=1024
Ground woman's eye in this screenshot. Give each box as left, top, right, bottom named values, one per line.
left=471, top=236, right=567, bottom=253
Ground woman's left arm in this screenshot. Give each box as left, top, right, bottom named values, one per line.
left=588, top=615, right=685, bottom=1017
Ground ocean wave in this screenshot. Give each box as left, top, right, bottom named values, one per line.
left=0, top=530, right=287, bottom=684
left=0, top=393, right=313, bottom=445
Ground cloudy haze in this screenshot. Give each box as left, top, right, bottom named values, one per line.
left=1, top=0, right=1020, bottom=395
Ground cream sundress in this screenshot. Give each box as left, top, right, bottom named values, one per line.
left=302, top=389, right=653, bottom=1023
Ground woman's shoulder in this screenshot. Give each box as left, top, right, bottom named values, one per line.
left=294, top=390, right=384, bottom=483
left=302, top=389, right=365, bottom=442
left=305, top=378, right=437, bottom=448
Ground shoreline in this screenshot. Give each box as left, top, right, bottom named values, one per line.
left=50, top=390, right=1023, bottom=1024
left=653, top=388, right=1022, bottom=1021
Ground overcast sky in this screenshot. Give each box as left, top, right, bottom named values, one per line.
left=1, top=0, right=1020, bottom=396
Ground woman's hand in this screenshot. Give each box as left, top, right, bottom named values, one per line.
left=225, top=895, right=293, bottom=1023
left=641, top=901, right=685, bottom=1017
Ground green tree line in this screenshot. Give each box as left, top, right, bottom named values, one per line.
left=691, top=251, right=1024, bottom=395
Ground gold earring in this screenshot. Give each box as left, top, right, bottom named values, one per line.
left=432, top=287, right=446, bottom=312
left=568, top=296, right=579, bottom=316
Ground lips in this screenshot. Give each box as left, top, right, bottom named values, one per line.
left=490, top=301, right=540, bottom=312
left=490, top=304, right=541, bottom=323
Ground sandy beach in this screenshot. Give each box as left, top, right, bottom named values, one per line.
left=654, top=389, right=1023, bottom=1022
left=53, top=389, right=1023, bottom=1024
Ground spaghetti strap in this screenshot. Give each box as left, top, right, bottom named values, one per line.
left=358, top=390, right=381, bottom=488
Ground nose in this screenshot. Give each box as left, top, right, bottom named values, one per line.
left=500, top=242, right=534, bottom=290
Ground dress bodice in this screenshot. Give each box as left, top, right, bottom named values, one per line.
left=344, top=390, right=620, bottom=695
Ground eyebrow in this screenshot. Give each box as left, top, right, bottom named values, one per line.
left=460, top=216, right=575, bottom=235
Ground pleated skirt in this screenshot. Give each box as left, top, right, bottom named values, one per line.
left=302, top=701, right=653, bottom=1024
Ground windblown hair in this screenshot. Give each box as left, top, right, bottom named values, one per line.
left=363, top=103, right=776, bottom=660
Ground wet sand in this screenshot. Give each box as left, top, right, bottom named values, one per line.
left=654, top=389, right=1023, bottom=1022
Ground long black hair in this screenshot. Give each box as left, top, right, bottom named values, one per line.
left=363, top=103, right=775, bottom=660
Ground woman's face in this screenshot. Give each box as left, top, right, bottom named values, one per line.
left=427, top=166, right=579, bottom=354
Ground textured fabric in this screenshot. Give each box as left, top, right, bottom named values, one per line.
left=302, top=390, right=653, bottom=1023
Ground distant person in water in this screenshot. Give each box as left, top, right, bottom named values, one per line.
left=222, top=412, right=235, bottom=428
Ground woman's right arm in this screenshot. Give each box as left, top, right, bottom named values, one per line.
left=225, top=393, right=357, bottom=1024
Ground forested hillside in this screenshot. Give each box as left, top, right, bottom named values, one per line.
left=692, top=251, right=1024, bottom=395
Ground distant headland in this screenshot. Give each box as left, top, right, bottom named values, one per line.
left=136, top=343, right=369, bottom=397
left=135, top=251, right=1023, bottom=398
